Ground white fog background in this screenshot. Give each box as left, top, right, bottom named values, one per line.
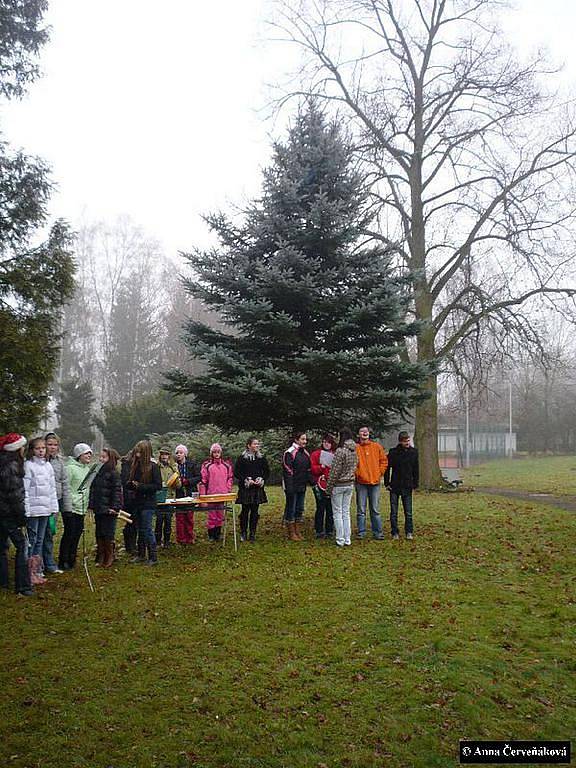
left=2, top=0, right=576, bottom=258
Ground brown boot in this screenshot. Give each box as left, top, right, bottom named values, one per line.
left=294, top=521, right=304, bottom=541
left=103, top=541, right=115, bottom=568
left=95, top=538, right=104, bottom=566
left=287, top=522, right=298, bottom=541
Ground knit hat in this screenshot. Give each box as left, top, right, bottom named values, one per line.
left=0, top=433, right=27, bottom=452
left=72, top=443, right=92, bottom=459
left=175, top=444, right=188, bottom=456
left=210, top=443, right=222, bottom=454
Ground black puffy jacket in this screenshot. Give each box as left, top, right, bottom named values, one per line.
left=89, top=464, right=122, bottom=515
left=0, top=452, right=26, bottom=525
left=121, top=462, right=162, bottom=510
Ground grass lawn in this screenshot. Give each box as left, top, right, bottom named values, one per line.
left=1, top=487, right=574, bottom=768
left=463, top=455, right=576, bottom=495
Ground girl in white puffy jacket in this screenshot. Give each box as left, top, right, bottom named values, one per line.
left=24, top=438, right=58, bottom=583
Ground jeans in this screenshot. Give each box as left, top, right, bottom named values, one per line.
left=42, top=515, right=58, bottom=571
left=123, top=507, right=139, bottom=554
left=355, top=483, right=383, bottom=538
left=26, top=516, right=50, bottom=560
left=58, top=512, right=84, bottom=568
left=0, top=519, right=31, bottom=593
left=43, top=497, right=64, bottom=571
left=138, top=507, right=157, bottom=561
left=390, top=490, right=414, bottom=536
left=284, top=490, right=306, bottom=523
left=312, top=485, right=333, bottom=537
left=331, top=485, right=353, bottom=546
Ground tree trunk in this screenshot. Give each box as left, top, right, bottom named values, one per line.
left=414, top=372, right=444, bottom=489
left=414, top=326, right=444, bottom=489
left=409, top=82, right=444, bottom=490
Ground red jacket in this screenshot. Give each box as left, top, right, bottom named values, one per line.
left=310, top=448, right=333, bottom=483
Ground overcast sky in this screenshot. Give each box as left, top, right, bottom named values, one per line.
left=2, top=0, right=576, bottom=258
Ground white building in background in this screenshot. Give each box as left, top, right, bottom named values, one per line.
left=438, top=425, right=516, bottom=468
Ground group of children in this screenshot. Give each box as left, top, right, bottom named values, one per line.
left=0, top=427, right=418, bottom=596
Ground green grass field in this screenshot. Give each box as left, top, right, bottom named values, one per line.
left=1, top=488, right=574, bottom=768
left=463, top=455, right=576, bottom=495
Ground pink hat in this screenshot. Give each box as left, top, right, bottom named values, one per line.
left=0, top=433, right=27, bottom=452
left=175, top=444, right=188, bottom=456
left=210, top=443, right=222, bottom=454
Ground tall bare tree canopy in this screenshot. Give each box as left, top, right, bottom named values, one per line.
left=273, top=0, right=576, bottom=486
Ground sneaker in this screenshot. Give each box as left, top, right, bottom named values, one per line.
left=406, top=533, right=414, bottom=540
left=131, top=556, right=146, bottom=564
left=356, top=532, right=365, bottom=540
left=145, top=559, right=159, bottom=566
left=392, top=534, right=400, bottom=541
left=47, top=568, right=65, bottom=574
left=17, top=589, right=34, bottom=597
left=373, top=535, right=385, bottom=541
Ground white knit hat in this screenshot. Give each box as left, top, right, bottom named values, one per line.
left=72, top=442, right=92, bottom=459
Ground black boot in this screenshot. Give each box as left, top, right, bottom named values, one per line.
left=212, top=526, right=221, bottom=542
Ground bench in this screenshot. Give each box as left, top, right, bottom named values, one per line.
left=442, top=468, right=463, bottom=488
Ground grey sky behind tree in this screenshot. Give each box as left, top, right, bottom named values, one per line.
left=2, top=0, right=576, bottom=258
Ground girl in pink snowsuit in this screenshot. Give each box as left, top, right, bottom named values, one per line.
left=200, top=443, right=233, bottom=542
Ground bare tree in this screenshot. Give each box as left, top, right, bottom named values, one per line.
left=59, top=218, right=220, bottom=414
left=271, top=0, right=576, bottom=486
left=159, top=266, right=214, bottom=376
left=60, top=217, right=165, bottom=405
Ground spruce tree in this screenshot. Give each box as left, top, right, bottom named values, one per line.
left=167, top=105, right=429, bottom=432
left=0, top=2, right=75, bottom=433
left=55, top=378, right=95, bottom=454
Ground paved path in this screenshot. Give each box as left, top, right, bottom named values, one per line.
left=477, top=487, right=576, bottom=512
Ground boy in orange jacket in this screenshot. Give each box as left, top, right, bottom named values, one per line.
left=355, top=426, right=388, bottom=539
